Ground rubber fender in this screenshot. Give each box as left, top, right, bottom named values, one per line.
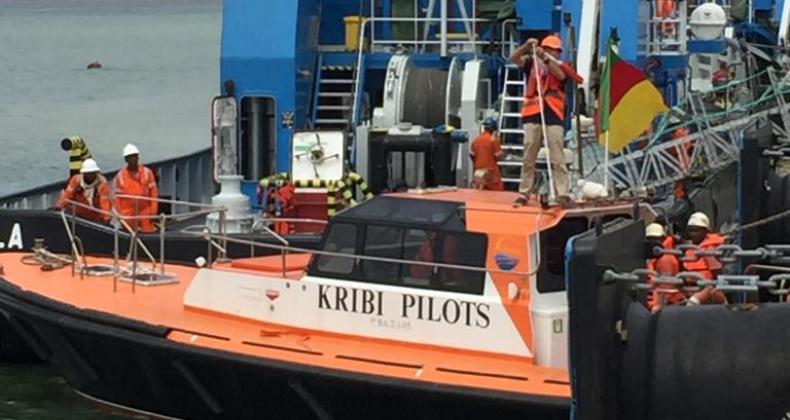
left=622, top=303, right=790, bottom=420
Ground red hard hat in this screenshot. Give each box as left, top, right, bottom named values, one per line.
left=541, top=35, right=563, bottom=51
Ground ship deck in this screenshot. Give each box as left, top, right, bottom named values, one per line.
left=0, top=252, right=571, bottom=401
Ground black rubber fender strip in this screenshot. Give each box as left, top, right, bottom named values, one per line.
left=173, top=359, right=223, bottom=415
left=0, top=279, right=169, bottom=338
left=49, top=326, right=100, bottom=382
left=289, top=378, right=334, bottom=420
left=0, top=308, right=51, bottom=361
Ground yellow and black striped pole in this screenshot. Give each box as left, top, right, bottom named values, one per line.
left=61, top=136, right=92, bottom=177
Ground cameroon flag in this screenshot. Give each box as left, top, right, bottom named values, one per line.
left=598, top=42, right=669, bottom=151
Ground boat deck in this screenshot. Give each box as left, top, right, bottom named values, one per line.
left=0, top=252, right=570, bottom=400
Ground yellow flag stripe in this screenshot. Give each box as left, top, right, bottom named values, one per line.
left=598, top=79, right=669, bottom=152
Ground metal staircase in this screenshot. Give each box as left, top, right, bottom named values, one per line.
left=314, top=64, right=355, bottom=130
left=497, top=64, right=526, bottom=187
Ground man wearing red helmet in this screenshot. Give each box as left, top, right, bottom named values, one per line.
left=510, top=35, right=570, bottom=206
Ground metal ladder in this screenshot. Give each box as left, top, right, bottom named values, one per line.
left=497, top=64, right=526, bottom=187
left=314, top=65, right=355, bottom=130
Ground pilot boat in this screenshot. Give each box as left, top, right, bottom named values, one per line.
left=0, top=189, right=653, bottom=419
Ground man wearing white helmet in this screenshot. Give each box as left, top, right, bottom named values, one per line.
left=113, top=144, right=159, bottom=232
left=682, top=211, right=727, bottom=305
left=55, top=158, right=111, bottom=223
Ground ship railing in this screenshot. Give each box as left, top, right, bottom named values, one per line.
left=182, top=229, right=542, bottom=283
left=637, top=0, right=688, bottom=56
left=350, top=15, right=515, bottom=129
left=0, top=147, right=212, bottom=211
left=357, top=16, right=511, bottom=54
left=61, top=196, right=228, bottom=293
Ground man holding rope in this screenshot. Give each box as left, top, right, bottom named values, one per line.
left=510, top=35, right=572, bottom=207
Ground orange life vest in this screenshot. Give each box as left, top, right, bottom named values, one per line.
left=682, top=233, right=725, bottom=279
left=521, top=62, right=566, bottom=120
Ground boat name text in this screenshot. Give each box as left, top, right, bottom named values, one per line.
left=318, top=284, right=490, bottom=328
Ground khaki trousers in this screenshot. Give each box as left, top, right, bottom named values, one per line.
left=519, top=123, right=569, bottom=196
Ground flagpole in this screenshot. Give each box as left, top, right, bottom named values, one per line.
left=532, top=49, right=556, bottom=202
left=604, top=130, right=610, bottom=192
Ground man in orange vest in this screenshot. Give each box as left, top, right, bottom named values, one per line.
left=646, top=223, right=676, bottom=270
left=645, top=223, right=683, bottom=311
left=469, top=118, right=504, bottom=190
left=682, top=212, right=727, bottom=305
left=55, top=158, right=111, bottom=223
left=510, top=35, right=570, bottom=206
left=113, top=144, right=159, bottom=232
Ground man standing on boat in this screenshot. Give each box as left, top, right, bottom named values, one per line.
left=469, top=118, right=504, bottom=190
left=113, top=144, right=159, bottom=232
left=510, top=35, right=571, bottom=206
left=55, top=158, right=111, bottom=223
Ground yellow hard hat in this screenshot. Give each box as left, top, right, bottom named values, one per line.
left=645, top=223, right=665, bottom=238
left=687, top=212, right=710, bottom=229
left=540, top=35, right=562, bottom=51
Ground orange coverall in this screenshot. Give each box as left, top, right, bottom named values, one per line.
left=470, top=131, right=504, bottom=190
left=56, top=174, right=111, bottom=223
left=113, top=165, right=159, bottom=232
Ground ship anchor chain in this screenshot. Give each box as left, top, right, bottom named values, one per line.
left=604, top=244, right=790, bottom=296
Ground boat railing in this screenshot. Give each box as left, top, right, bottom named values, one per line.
left=182, top=229, right=541, bottom=282
left=61, top=196, right=228, bottom=293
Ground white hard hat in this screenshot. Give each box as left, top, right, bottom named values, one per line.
left=645, top=223, right=665, bottom=238
left=687, top=212, right=710, bottom=229
left=80, top=158, right=101, bottom=173
left=123, top=143, right=140, bottom=157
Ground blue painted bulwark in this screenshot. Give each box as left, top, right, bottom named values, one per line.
left=221, top=0, right=320, bottom=174
left=515, top=0, right=555, bottom=31
left=598, top=0, right=639, bottom=60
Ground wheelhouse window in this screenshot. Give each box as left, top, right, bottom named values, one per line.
left=310, top=223, right=488, bottom=295
left=315, top=223, right=357, bottom=275
left=361, top=225, right=402, bottom=283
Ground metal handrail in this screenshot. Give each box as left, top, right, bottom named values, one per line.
left=63, top=198, right=222, bottom=221
left=113, top=194, right=220, bottom=210
left=255, top=217, right=328, bottom=225
left=352, top=16, right=498, bottom=126
left=183, top=229, right=541, bottom=279
left=62, top=197, right=229, bottom=292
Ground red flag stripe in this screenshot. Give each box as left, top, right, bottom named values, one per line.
left=608, top=58, right=649, bottom=112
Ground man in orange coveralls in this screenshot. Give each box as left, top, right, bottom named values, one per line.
left=55, top=158, right=111, bottom=223
left=113, top=143, right=159, bottom=232
left=470, top=118, right=504, bottom=190
left=682, top=212, right=727, bottom=305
